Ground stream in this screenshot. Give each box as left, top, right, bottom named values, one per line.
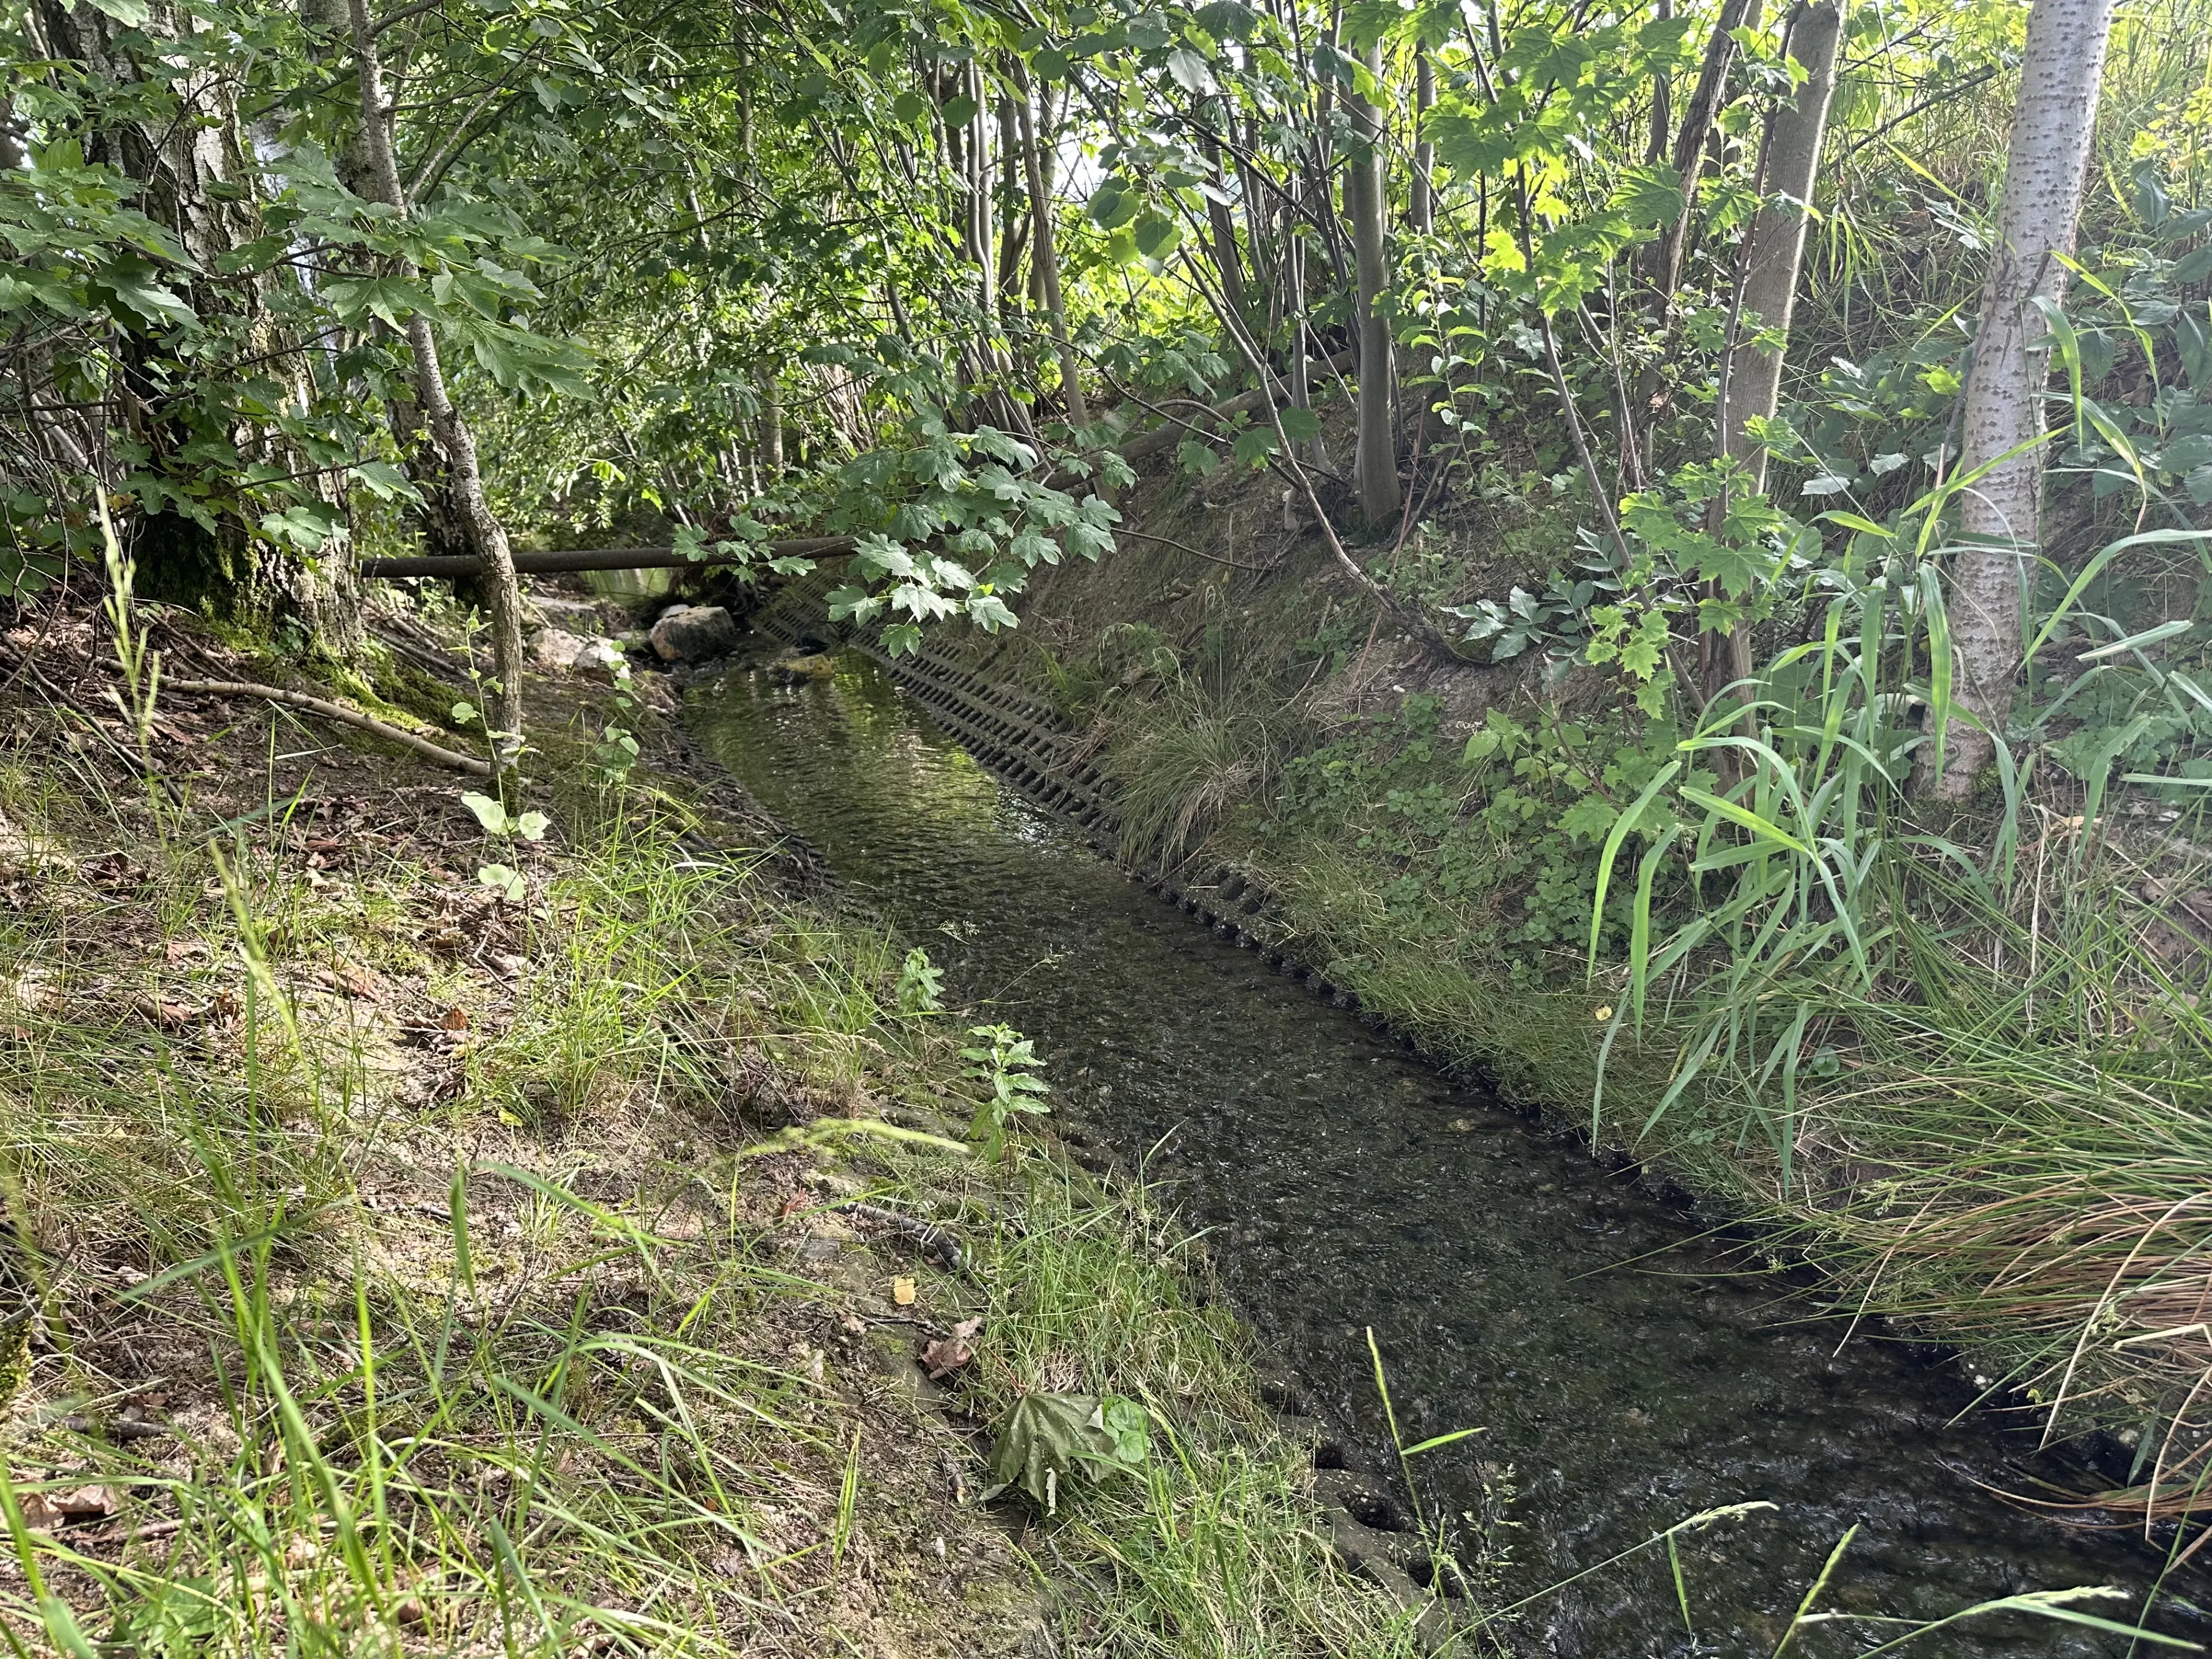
left=691, top=650, right=2206, bottom=1657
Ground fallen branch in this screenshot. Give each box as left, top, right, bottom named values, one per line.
left=165, top=679, right=493, bottom=777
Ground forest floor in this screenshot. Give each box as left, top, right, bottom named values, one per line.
left=0, top=580, right=1434, bottom=1657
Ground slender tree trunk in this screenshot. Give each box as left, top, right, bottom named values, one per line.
left=1014, top=69, right=1090, bottom=439
left=1410, top=47, right=1435, bottom=235
left=1346, top=37, right=1399, bottom=523
left=1645, top=0, right=1673, bottom=165
left=347, top=0, right=525, bottom=756
left=763, top=376, right=785, bottom=474
left=1644, top=0, right=1758, bottom=309
left=1200, top=115, right=1249, bottom=323
left=1706, top=0, right=1843, bottom=707
left=995, top=93, right=1027, bottom=313
left=1925, top=0, right=2119, bottom=798
left=1286, top=172, right=1330, bottom=471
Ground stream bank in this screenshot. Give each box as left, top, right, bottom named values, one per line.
left=0, top=589, right=1427, bottom=1659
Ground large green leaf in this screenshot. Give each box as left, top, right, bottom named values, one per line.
left=982, top=1393, right=1150, bottom=1513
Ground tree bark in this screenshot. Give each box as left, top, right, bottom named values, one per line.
left=1285, top=172, right=1330, bottom=471
left=1925, top=0, right=2119, bottom=798
left=1706, top=0, right=1843, bottom=708
left=1014, top=69, right=1091, bottom=439
left=1346, top=37, right=1400, bottom=524
left=347, top=0, right=525, bottom=756
left=1410, top=47, right=1436, bottom=235
left=1199, top=116, right=1249, bottom=322
left=1643, top=0, right=1759, bottom=309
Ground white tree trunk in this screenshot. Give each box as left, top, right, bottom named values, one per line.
left=1927, top=0, right=2118, bottom=798
left=1707, top=0, right=1843, bottom=707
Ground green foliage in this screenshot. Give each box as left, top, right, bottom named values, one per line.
left=960, top=1022, right=1051, bottom=1160
left=983, top=1392, right=1152, bottom=1513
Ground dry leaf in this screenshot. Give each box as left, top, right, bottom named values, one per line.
left=891, top=1275, right=917, bottom=1306
left=921, top=1317, right=982, bottom=1379
left=337, top=965, right=381, bottom=1001
left=135, top=993, right=199, bottom=1032
left=19, top=1483, right=117, bottom=1531
left=438, top=1005, right=470, bottom=1032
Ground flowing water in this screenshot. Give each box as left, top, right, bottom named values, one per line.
left=692, top=652, right=2206, bottom=1657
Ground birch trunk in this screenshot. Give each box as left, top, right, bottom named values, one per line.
left=1706, top=0, right=1843, bottom=707
left=1924, top=0, right=2118, bottom=797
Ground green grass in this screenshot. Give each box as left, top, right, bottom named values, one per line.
left=0, top=725, right=1434, bottom=1658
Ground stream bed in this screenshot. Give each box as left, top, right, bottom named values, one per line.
left=691, top=651, right=2206, bottom=1657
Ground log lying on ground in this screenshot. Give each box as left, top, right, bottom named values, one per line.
left=166, top=679, right=494, bottom=776
left=1109, top=349, right=1356, bottom=465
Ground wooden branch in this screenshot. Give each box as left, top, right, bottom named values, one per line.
left=166, top=679, right=493, bottom=776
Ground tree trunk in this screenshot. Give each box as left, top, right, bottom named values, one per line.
left=347, top=0, right=525, bottom=756
left=1925, top=0, right=2119, bottom=798
left=1705, top=0, right=1843, bottom=708
left=37, top=0, right=363, bottom=652
left=995, top=93, right=1027, bottom=312
left=1643, top=0, right=1759, bottom=309
left=1346, top=37, right=1400, bottom=524
left=1014, top=69, right=1090, bottom=440
left=1410, top=47, right=1435, bottom=235
left=1285, top=172, right=1330, bottom=471
left=1200, top=116, right=1249, bottom=323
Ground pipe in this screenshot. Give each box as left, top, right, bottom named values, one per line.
left=358, top=537, right=855, bottom=579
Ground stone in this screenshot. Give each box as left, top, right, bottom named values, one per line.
left=650, top=604, right=739, bottom=662
left=528, top=628, right=590, bottom=671
left=571, top=638, right=627, bottom=680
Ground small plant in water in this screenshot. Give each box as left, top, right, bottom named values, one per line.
left=960, top=1022, right=1048, bottom=1160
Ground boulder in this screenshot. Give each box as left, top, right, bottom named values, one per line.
left=650, top=604, right=739, bottom=662
left=528, top=628, right=591, bottom=671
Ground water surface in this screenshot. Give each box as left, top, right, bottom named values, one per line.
left=692, top=653, right=2203, bottom=1657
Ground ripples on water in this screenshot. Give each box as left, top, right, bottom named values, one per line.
left=692, top=653, right=2205, bottom=1657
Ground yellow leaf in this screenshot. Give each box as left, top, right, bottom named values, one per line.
left=1593, top=1005, right=1614, bottom=1022
left=892, top=1276, right=917, bottom=1306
